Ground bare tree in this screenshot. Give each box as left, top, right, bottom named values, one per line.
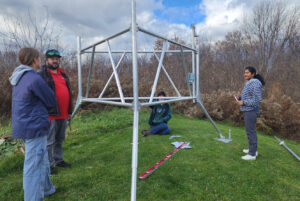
left=0, top=7, right=62, bottom=54
left=242, top=0, right=300, bottom=76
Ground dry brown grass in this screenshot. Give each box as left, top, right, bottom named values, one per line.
left=1, top=60, right=299, bottom=142
left=0, top=68, right=13, bottom=117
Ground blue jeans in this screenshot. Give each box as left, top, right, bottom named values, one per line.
left=150, top=123, right=170, bottom=135
left=23, top=135, right=55, bottom=201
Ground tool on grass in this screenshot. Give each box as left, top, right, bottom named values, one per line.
left=139, top=142, right=189, bottom=179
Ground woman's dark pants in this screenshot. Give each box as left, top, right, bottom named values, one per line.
left=244, top=111, right=258, bottom=156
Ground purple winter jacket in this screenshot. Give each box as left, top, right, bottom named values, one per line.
left=9, top=65, right=57, bottom=139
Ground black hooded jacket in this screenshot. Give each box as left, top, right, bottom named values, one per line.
left=38, top=65, right=73, bottom=116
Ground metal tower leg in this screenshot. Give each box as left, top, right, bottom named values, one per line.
left=131, top=0, right=139, bottom=200
left=196, top=43, right=231, bottom=143
left=72, top=36, right=83, bottom=117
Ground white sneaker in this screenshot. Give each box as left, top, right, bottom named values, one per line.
left=241, top=154, right=256, bottom=160
left=242, top=149, right=258, bottom=156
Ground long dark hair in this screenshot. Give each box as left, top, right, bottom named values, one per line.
left=157, top=91, right=166, bottom=97
left=245, top=66, right=265, bottom=86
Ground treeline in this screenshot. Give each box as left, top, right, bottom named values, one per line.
left=0, top=1, right=299, bottom=141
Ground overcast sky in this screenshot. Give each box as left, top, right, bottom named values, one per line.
left=0, top=0, right=299, bottom=52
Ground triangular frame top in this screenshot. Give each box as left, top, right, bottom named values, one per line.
left=77, top=26, right=195, bottom=108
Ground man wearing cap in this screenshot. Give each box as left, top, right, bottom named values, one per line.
left=38, top=49, right=72, bottom=175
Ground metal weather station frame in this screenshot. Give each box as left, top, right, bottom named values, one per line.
left=72, top=0, right=230, bottom=200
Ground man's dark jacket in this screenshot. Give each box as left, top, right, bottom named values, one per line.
left=38, top=65, right=73, bottom=116
left=148, top=103, right=171, bottom=125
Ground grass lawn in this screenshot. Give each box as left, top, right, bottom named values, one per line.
left=0, top=108, right=299, bottom=201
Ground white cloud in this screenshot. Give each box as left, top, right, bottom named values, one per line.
left=1, top=0, right=299, bottom=52
left=196, top=0, right=249, bottom=41
left=0, top=0, right=164, bottom=51
left=196, top=0, right=300, bottom=41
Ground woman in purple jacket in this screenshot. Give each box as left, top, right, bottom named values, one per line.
left=9, top=48, right=57, bottom=200
left=235, top=66, right=265, bottom=161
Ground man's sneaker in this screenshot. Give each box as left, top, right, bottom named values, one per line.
left=242, top=149, right=258, bottom=157
left=56, top=161, right=71, bottom=168
left=141, top=130, right=151, bottom=137
left=141, top=130, right=147, bottom=137
left=241, top=154, right=256, bottom=160
left=50, top=166, right=57, bottom=175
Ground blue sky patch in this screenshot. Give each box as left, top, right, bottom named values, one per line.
left=154, top=0, right=206, bottom=26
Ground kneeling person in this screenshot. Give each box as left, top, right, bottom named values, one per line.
left=142, top=91, right=171, bottom=136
